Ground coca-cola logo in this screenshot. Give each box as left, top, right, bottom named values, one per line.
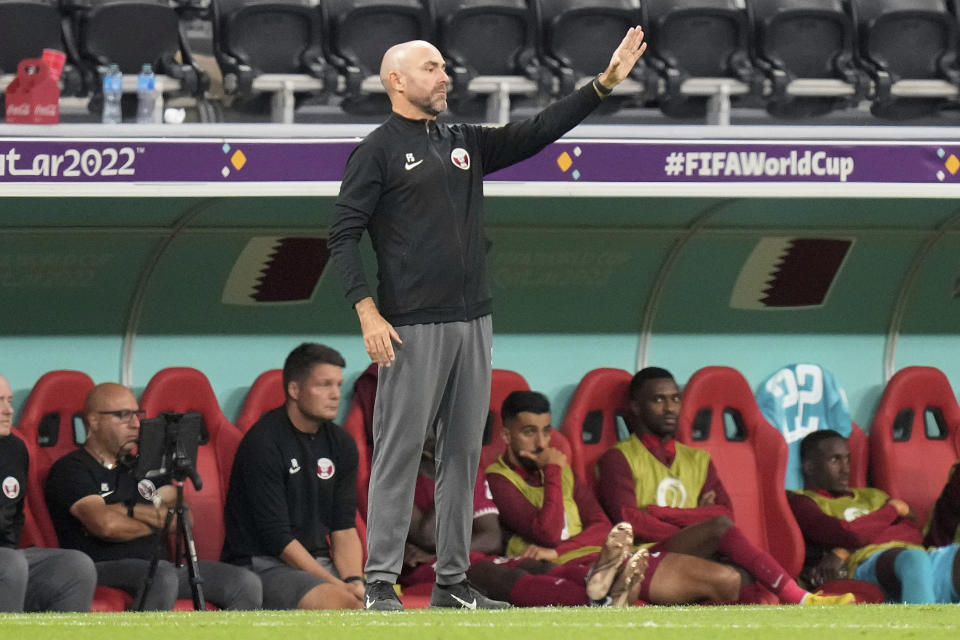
left=6, top=103, right=30, bottom=116
left=34, top=104, right=57, bottom=117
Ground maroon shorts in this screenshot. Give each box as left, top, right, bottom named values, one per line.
left=636, top=541, right=669, bottom=603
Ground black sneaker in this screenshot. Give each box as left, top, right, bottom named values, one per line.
left=429, top=580, right=511, bottom=609
left=363, top=580, right=404, bottom=611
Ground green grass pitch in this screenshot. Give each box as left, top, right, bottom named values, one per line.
left=2, top=605, right=958, bottom=640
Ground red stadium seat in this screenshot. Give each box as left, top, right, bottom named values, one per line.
left=676, top=366, right=805, bottom=577
left=139, top=367, right=242, bottom=562
left=869, top=366, right=960, bottom=525
left=342, top=389, right=373, bottom=522
left=235, top=369, right=284, bottom=433
left=16, top=370, right=95, bottom=549
left=11, top=429, right=45, bottom=549
left=755, top=363, right=870, bottom=488
left=559, top=368, right=633, bottom=489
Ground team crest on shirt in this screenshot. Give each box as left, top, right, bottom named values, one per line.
left=451, top=148, right=470, bottom=170
left=317, top=457, right=335, bottom=479
left=138, top=479, right=158, bottom=501
left=2, top=476, right=19, bottom=499
left=843, top=506, right=869, bottom=522
left=655, top=477, right=688, bottom=508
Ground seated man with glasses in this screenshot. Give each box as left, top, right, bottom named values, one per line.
left=44, top=382, right=262, bottom=610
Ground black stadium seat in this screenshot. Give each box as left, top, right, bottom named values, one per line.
left=643, top=0, right=763, bottom=120
left=61, top=0, right=208, bottom=110
left=212, top=0, right=339, bottom=121
left=848, top=0, right=960, bottom=120
left=539, top=0, right=651, bottom=112
left=749, top=0, right=869, bottom=119
left=324, top=0, right=434, bottom=115
left=431, top=0, right=550, bottom=121
left=0, top=0, right=83, bottom=95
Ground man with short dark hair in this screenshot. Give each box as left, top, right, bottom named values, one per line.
left=45, top=382, right=261, bottom=610
left=222, top=343, right=364, bottom=610
left=790, top=430, right=960, bottom=603
left=0, top=373, right=97, bottom=612
left=597, top=368, right=853, bottom=605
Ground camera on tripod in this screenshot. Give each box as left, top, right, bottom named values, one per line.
left=134, top=411, right=207, bottom=491
left=132, top=411, right=210, bottom=611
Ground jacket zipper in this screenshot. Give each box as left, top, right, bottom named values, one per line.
left=426, top=120, right=469, bottom=319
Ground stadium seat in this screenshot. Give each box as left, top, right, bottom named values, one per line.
left=211, top=0, right=339, bottom=122
left=61, top=0, right=208, bottom=113
left=0, top=0, right=84, bottom=96
left=559, top=367, right=632, bottom=490
left=676, top=366, right=804, bottom=577
left=11, top=429, right=45, bottom=549
left=642, top=0, right=763, bottom=120
left=748, top=0, right=869, bottom=118
left=756, top=363, right=868, bottom=489
left=539, top=0, right=650, bottom=110
left=235, top=368, right=283, bottom=433
left=848, top=0, right=960, bottom=120
left=16, top=370, right=95, bottom=548
left=342, top=364, right=376, bottom=521
left=324, top=0, right=434, bottom=114
left=430, top=0, right=549, bottom=122
left=868, top=366, right=960, bottom=525
left=139, top=367, right=242, bottom=562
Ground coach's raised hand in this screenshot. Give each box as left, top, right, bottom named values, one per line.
left=596, top=26, right=648, bottom=94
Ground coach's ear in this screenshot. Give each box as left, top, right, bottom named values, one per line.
left=286, top=379, right=300, bottom=402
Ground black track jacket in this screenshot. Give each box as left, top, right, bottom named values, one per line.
left=328, top=82, right=603, bottom=326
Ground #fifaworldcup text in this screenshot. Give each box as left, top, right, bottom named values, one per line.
left=664, top=149, right=855, bottom=182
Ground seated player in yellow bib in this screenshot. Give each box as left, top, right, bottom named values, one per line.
left=790, top=430, right=960, bottom=603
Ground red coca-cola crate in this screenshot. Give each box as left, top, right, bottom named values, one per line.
left=5, top=57, right=60, bottom=124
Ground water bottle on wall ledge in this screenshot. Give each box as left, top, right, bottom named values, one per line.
left=101, top=64, right=122, bottom=124
left=136, top=63, right=158, bottom=124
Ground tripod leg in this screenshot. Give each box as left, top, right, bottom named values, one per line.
left=177, top=503, right=207, bottom=610
left=136, top=506, right=176, bottom=611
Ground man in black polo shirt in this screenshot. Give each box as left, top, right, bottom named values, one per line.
left=0, top=373, right=96, bottom=612
left=44, top=382, right=261, bottom=610
left=222, top=343, right=363, bottom=610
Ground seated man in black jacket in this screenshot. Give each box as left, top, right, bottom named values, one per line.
left=0, top=373, right=96, bottom=612
left=44, top=382, right=261, bottom=610
left=222, top=343, right=364, bottom=610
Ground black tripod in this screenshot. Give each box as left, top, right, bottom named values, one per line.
left=136, top=461, right=206, bottom=611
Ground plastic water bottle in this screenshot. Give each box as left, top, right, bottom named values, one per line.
left=136, top=63, right=158, bottom=124
left=101, top=64, right=123, bottom=124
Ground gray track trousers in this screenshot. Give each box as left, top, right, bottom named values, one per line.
left=364, top=315, right=492, bottom=585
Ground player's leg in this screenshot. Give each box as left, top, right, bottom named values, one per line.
left=925, top=543, right=959, bottom=604
left=0, top=547, right=29, bottom=612
left=666, top=516, right=851, bottom=605
left=659, top=515, right=730, bottom=557
left=645, top=552, right=741, bottom=604
left=252, top=556, right=354, bottom=610
left=365, top=322, right=455, bottom=587
left=95, top=558, right=178, bottom=610
left=432, top=317, right=491, bottom=586
left=21, top=547, right=96, bottom=612
left=188, top=561, right=262, bottom=609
